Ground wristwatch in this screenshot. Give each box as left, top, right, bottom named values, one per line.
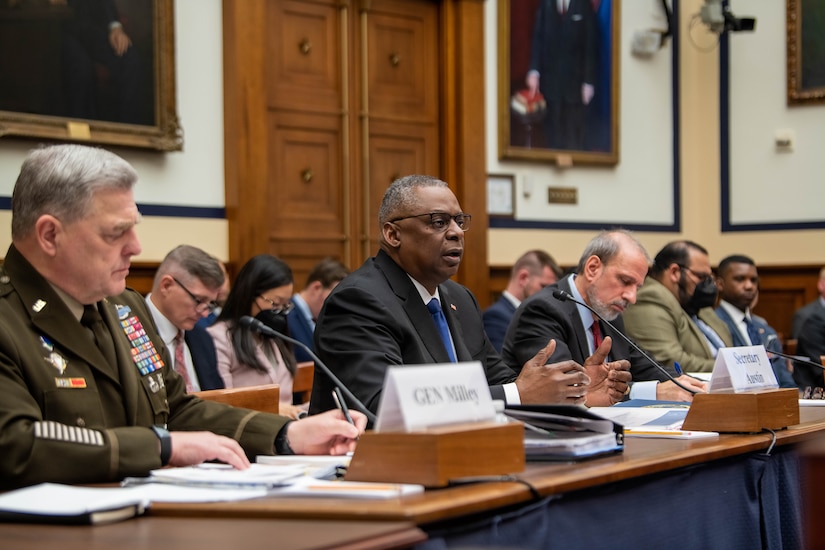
left=150, top=425, right=172, bottom=466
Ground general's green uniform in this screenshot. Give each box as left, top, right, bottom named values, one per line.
left=0, top=245, right=287, bottom=489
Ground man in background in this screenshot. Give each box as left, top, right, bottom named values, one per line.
left=483, top=249, right=561, bottom=352
left=195, top=260, right=230, bottom=329
left=792, top=266, right=825, bottom=339
left=146, top=245, right=226, bottom=392
left=623, top=240, right=733, bottom=374
left=288, top=258, right=350, bottom=362
left=504, top=230, right=704, bottom=404
left=714, top=254, right=796, bottom=388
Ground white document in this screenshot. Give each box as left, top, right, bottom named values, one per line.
left=374, top=362, right=496, bottom=432
left=590, top=406, right=718, bottom=440
left=255, top=454, right=351, bottom=480
left=145, top=463, right=307, bottom=489
left=708, top=345, right=779, bottom=393
left=274, top=477, right=424, bottom=499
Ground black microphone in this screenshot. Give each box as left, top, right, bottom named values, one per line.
left=239, top=315, right=377, bottom=424
left=551, top=289, right=698, bottom=394
left=762, top=346, right=825, bottom=371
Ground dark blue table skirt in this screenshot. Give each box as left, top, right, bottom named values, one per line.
left=421, top=446, right=801, bottom=550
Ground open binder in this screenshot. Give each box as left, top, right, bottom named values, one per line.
left=504, top=404, right=624, bottom=461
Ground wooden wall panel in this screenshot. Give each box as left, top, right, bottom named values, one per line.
left=266, top=0, right=342, bottom=114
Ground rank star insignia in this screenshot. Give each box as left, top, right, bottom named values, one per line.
left=46, top=352, right=68, bottom=375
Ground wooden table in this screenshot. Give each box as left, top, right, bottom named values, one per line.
left=0, top=517, right=427, bottom=550
left=150, top=407, right=825, bottom=526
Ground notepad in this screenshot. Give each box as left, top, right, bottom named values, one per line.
left=0, top=483, right=147, bottom=525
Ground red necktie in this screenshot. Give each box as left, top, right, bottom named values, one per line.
left=591, top=320, right=603, bottom=350
left=173, top=330, right=193, bottom=392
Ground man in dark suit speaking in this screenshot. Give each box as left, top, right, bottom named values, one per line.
left=503, top=230, right=706, bottom=403
left=310, top=175, right=630, bottom=416
left=145, top=245, right=226, bottom=392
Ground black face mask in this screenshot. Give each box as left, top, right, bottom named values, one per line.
left=254, top=309, right=288, bottom=335
left=684, top=278, right=718, bottom=316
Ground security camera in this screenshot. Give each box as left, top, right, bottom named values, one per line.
left=700, top=0, right=755, bottom=34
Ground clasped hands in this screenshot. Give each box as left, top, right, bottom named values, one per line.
left=515, top=337, right=630, bottom=407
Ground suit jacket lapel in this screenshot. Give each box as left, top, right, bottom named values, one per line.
left=375, top=251, right=453, bottom=363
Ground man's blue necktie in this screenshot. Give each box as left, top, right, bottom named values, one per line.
left=427, top=298, right=456, bottom=362
left=745, top=316, right=763, bottom=346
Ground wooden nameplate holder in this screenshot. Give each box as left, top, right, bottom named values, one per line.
left=345, top=421, right=525, bottom=487
left=681, top=388, right=800, bottom=433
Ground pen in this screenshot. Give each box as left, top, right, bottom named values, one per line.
left=673, top=362, right=682, bottom=376
left=332, top=387, right=355, bottom=426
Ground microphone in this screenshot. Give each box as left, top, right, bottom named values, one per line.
left=762, top=347, right=825, bottom=371
left=239, top=315, right=377, bottom=424
left=551, top=289, right=698, bottom=394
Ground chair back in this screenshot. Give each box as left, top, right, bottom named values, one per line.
left=293, top=361, right=315, bottom=404
left=193, top=384, right=280, bottom=414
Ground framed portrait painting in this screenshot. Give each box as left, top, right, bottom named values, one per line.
left=498, top=0, right=619, bottom=165
left=0, top=0, right=182, bottom=151
left=787, top=0, right=825, bottom=105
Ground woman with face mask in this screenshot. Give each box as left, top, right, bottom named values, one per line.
left=207, top=254, right=304, bottom=419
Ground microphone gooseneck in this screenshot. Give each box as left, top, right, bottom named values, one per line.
left=239, top=315, right=377, bottom=424
left=551, top=289, right=698, bottom=395
left=763, top=347, right=825, bottom=371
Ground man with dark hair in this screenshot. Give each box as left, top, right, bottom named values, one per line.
left=714, top=254, right=796, bottom=388
left=504, top=230, right=705, bottom=404
left=145, top=245, right=226, bottom=391
left=483, top=249, right=562, bottom=352
left=288, top=258, right=350, bottom=362
left=0, top=144, right=364, bottom=490
left=792, top=266, right=825, bottom=339
left=311, top=175, right=625, bottom=417
left=623, top=240, right=732, bottom=374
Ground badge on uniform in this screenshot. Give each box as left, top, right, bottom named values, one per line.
left=115, top=303, right=166, bottom=376
left=55, top=377, right=87, bottom=389
left=40, top=335, right=68, bottom=375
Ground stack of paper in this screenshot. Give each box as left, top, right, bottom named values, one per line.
left=590, top=405, right=719, bottom=439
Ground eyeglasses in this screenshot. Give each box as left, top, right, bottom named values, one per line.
left=172, top=277, right=218, bottom=313
left=258, top=295, right=294, bottom=315
left=389, top=212, right=472, bottom=232
left=678, top=265, right=714, bottom=283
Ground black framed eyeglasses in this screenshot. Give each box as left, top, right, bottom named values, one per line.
left=172, top=277, right=218, bottom=313
left=678, top=265, right=714, bottom=283
left=389, top=212, right=472, bottom=232
left=258, top=295, right=294, bottom=315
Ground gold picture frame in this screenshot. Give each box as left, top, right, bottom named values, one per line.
left=498, top=0, right=619, bottom=165
left=0, top=0, right=182, bottom=151
left=787, top=0, right=825, bottom=105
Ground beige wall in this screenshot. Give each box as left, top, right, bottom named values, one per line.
left=486, top=0, right=825, bottom=268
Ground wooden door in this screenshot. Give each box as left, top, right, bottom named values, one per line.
left=224, top=0, right=489, bottom=300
